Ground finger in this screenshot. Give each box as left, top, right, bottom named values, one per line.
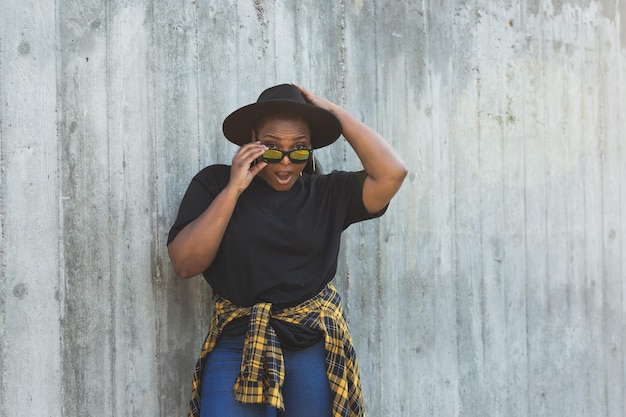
left=293, top=84, right=322, bottom=107
left=233, top=149, right=266, bottom=173
left=238, top=141, right=267, bottom=152
left=246, top=145, right=268, bottom=163
left=291, top=82, right=311, bottom=97
left=249, top=160, right=267, bottom=176
left=234, top=142, right=266, bottom=161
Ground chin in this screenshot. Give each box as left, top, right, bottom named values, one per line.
left=269, top=180, right=296, bottom=191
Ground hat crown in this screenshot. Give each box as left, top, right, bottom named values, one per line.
left=223, top=84, right=342, bottom=149
left=257, top=84, right=306, bottom=104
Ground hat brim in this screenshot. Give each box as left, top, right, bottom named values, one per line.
left=222, top=100, right=342, bottom=149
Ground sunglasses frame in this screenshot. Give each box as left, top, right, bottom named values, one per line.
left=262, top=148, right=313, bottom=164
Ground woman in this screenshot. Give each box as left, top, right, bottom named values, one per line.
left=167, top=84, right=407, bottom=417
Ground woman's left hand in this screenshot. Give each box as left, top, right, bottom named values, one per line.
left=292, top=83, right=337, bottom=114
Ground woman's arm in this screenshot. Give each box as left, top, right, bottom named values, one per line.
left=167, top=142, right=268, bottom=278
left=296, top=85, right=408, bottom=213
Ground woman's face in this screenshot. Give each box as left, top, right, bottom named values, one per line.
left=253, top=116, right=312, bottom=191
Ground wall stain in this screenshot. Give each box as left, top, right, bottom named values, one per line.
left=253, top=0, right=265, bottom=24
left=13, top=283, right=27, bottom=299
left=18, top=41, right=30, bottom=55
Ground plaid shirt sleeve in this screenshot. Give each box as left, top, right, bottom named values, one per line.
left=188, top=284, right=365, bottom=417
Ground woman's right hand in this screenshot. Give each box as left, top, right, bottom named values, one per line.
left=228, top=141, right=268, bottom=194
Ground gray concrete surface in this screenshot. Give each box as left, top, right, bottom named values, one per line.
left=1, top=1, right=624, bottom=416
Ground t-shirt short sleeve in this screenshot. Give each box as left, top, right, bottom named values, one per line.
left=167, top=165, right=230, bottom=245
left=332, top=169, right=388, bottom=229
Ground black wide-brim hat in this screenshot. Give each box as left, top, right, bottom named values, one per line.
left=222, top=84, right=342, bottom=149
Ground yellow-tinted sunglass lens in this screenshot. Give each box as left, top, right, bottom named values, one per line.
left=290, top=150, right=310, bottom=161
left=263, top=149, right=283, bottom=161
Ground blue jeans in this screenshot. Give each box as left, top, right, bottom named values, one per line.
left=200, top=335, right=333, bottom=417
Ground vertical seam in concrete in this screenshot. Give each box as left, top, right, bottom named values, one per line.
left=511, top=89, right=528, bottom=407
left=53, top=0, right=65, bottom=414
left=104, top=2, right=117, bottom=413
left=598, top=34, right=609, bottom=416
left=54, top=0, right=68, bottom=414
left=147, top=2, right=164, bottom=415
left=615, top=14, right=626, bottom=414
left=614, top=10, right=626, bottom=415
left=194, top=0, right=201, bottom=170
left=474, top=1, right=486, bottom=369
left=523, top=9, right=534, bottom=415
left=0, top=16, right=7, bottom=415
left=447, top=1, right=462, bottom=411
left=339, top=0, right=346, bottom=107
left=236, top=3, right=241, bottom=99
left=371, top=0, right=384, bottom=409
left=540, top=13, right=550, bottom=413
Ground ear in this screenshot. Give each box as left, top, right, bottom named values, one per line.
left=251, top=129, right=257, bottom=142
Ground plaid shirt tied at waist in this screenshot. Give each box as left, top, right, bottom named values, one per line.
left=188, top=283, right=365, bottom=417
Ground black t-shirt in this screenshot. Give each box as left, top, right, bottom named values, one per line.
left=168, top=164, right=386, bottom=345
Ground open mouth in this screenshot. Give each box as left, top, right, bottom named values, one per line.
left=275, top=171, right=292, bottom=184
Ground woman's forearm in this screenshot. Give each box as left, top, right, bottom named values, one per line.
left=329, top=105, right=408, bottom=213
left=333, top=106, right=407, bottom=181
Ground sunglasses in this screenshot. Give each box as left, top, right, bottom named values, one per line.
left=262, top=148, right=312, bottom=164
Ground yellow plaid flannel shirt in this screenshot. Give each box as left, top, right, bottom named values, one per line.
left=188, top=283, right=365, bottom=417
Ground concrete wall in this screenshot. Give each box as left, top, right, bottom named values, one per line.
left=1, top=1, right=624, bottom=416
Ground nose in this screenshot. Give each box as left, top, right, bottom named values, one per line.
left=280, top=153, right=291, bottom=164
